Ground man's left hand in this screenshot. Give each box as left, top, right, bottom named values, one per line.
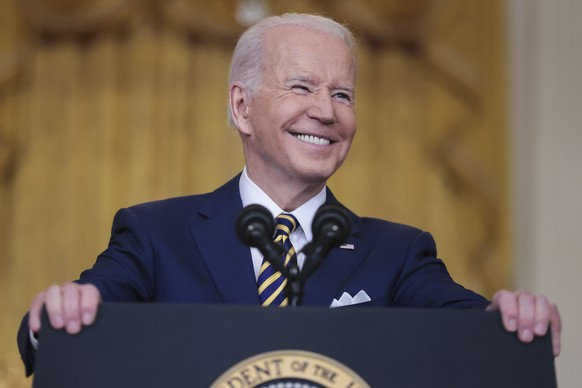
left=487, top=290, right=561, bottom=356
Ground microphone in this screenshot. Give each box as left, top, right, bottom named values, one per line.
left=301, top=204, right=351, bottom=277
left=236, top=204, right=285, bottom=273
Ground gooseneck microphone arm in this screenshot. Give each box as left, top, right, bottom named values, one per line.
left=300, top=204, right=351, bottom=281
left=236, top=204, right=286, bottom=274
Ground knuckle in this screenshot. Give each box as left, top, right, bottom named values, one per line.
left=536, top=298, right=550, bottom=314
left=537, top=295, right=550, bottom=306
left=61, top=282, right=78, bottom=295
left=85, top=284, right=101, bottom=300
left=46, top=284, right=61, bottom=294
left=32, top=291, right=46, bottom=305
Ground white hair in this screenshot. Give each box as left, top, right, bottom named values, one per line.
left=227, top=13, right=357, bottom=125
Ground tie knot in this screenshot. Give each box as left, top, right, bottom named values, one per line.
left=274, top=213, right=299, bottom=238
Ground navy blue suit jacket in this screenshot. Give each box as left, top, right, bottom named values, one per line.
left=18, top=174, right=488, bottom=375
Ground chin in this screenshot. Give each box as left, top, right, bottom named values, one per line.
left=297, top=167, right=337, bottom=184
left=290, top=157, right=344, bottom=183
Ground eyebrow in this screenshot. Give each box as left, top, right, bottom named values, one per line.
left=336, top=84, right=355, bottom=93
left=287, top=76, right=355, bottom=93
left=287, top=75, right=315, bottom=84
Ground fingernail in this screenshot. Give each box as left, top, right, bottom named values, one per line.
left=520, top=329, right=533, bottom=342
left=53, top=315, right=64, bottom=328
left=82, top=312, right=92, bottom=325
left=66, top=321, right=80, bottom=334
left=507, top=318, right=517, bottom=331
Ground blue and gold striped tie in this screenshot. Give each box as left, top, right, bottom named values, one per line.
left=257, top=213, right=299, bottom=307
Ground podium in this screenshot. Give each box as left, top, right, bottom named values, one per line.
left=33, top=303, right=556, bottom=387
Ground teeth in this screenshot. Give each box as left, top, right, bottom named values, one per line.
left=295, top=134, right=330, bottom=145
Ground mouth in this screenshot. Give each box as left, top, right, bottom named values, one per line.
left=292, top=133, right=332, bottom=146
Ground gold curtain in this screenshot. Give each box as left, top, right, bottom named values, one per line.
left=0, top=0, right=511, bottom=385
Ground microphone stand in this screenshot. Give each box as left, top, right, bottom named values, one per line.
left=287, top=263, right=302, bottom=307
left=286, top=246, right=326, bottom=307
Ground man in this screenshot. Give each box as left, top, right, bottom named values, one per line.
left=19, top=13, right=561, bottom=376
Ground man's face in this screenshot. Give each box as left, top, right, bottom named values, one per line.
left=239, top=25, right=357, bottom=188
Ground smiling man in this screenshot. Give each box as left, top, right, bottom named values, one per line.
left=230, top=21, right=357, bottom=211
left=19, top=13, right=561, bottom=376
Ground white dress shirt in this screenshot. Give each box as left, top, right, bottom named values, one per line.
left=239, top=168, right=327, bottom=279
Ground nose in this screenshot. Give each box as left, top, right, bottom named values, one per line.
left=307, top=90, right=335, bottom=124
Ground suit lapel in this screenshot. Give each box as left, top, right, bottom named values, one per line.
left=189, top=176, right=260, bottom=304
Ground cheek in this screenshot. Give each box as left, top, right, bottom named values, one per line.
left=338, top=110, right=357, bottom=138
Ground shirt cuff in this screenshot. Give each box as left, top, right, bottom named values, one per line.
left=29, top=329, right=39, bottom=350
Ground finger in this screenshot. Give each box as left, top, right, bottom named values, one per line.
left=28, top=292, right=47, bottom=333
left=79, top=284, right=101, bottom=326
left=533, top=295, right=550, bottom=336
left=550, top=303, right=562, bottom=356
left=44, top=285, right=65, bottom=330
left=516, top=292, right=535, bottom=343
left=489, top=290, right=518, bottom=332
left=61, top=283, right=82, bottom=334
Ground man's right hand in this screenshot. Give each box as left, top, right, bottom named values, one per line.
left=28, top=283, right=101, bottom=335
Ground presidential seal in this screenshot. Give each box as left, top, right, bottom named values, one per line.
left=211, top=350, right=370, bottom=388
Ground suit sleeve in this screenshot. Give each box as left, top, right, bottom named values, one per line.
left=391, top=231, right=489, bottom=309
left=76, top=207, right=156, bottom=302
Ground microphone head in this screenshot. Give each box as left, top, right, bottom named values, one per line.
left=312, top=204, right=351, bottom=245
left=236, top=204, right=275, bottom=247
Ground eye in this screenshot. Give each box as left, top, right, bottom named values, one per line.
left=333, top=91, right=353, bottom=104
left=291, top=84, right=311, bottom=94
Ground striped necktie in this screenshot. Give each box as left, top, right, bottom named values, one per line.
left=257, top=213, right=299, bottom=307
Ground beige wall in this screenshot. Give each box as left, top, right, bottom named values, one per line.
left=509, top=0, right=582, bottom=385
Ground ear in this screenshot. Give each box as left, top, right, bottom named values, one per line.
left=229, top=82, right=252, bottom=135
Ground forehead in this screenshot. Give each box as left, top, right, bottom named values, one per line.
left=262, top=25, right=355, bottom=81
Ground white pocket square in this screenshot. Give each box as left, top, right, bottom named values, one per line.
left=330, top=290, right=371, bottom=308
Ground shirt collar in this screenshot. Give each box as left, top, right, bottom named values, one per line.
left=239, top=167, right=326, bottom=241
